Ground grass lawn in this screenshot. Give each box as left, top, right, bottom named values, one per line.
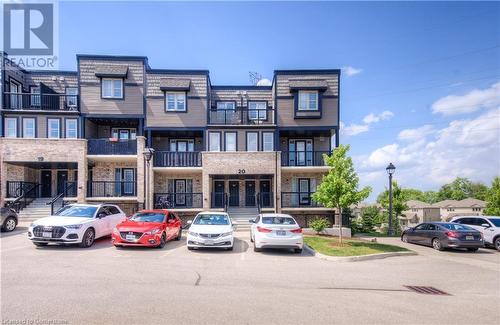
left=304, top=235, right=408, bottom=257
left=355, top=232, right=401, bottom=238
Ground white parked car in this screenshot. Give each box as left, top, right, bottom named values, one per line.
left=186, top=212, right=234, bottom=250
left=28, top=203, right=126, bottom=248
left=250, top=213, right=303, bottom=253
left=451, top=216, right=500, bottom=251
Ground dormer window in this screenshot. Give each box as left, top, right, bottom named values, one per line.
left=217, top=101, right=235, bottom=110
left=101, top=78, right=123, bottom=99
left=298, top=91, right=318, bottom=111
left=165, top=92, right=186, bottom=112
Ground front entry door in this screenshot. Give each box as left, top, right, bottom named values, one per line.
left=41, top=170, right=52, bottom=197
left=174, top=179, right=186, bottom=206
left=245, top=181, right=256, bottom=207
left=229, top=181, right=239, bottom=207
left=213, top=181, right=225, bottom=208
left=57, top=171, right=68, bottom=195
left=298, top=178, right=310, bottom=206
left=122, top=168, right=135, bottom=196
left=260, top=180, right=271, bottom=207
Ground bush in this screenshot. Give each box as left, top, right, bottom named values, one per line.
left=310, top=217, right=330, bottom=234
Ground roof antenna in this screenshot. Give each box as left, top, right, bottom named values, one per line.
left=249, top=71, right=263, bottom=85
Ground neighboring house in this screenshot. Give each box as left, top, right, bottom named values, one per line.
left=350, top=202, right=382, bottom=220
left=0, top=53, right=340, bottom=226
left=433, top=198, right=486, bottom=221
left=400, top=200, right=440, bottom=228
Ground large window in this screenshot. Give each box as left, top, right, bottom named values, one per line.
left=165, top=92, right=186, bottom=112
left=47, top=118, right=60, bottom=138
left=30, top=86, right=40, bottom=107
left=298, top=91, right=318, bottom=111
left=65, top=87, right=78, bottom=108
left=101, top=78, right=123, bottom=99
left=22, top=118, right=35, bottom=138
left=246, top=132, right=258, bottom=151
left=65, top=119, right=78, bottom=139
left=111, top=128, right=136, bottom=140
left=170, top=139, right=194, bottom=152
left=262, top=132, right=274, bottom=151
left=5, top=118, right=17, bottom=138
left=225, top=132, right=237, bottom=152
left=248, top=101, right=267, bottom=120
left=209, top=132, right=221, bottom=152
left=216, top=101, right=235, bottom=110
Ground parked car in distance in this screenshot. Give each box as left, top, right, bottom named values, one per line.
left=112, top=210, right=182, bottom=248
left=28, top=204, right=126, bottom=248
left=186, top=212, right=234, bottom=251
left=450, top=216, right=500, bottom=251
left=1, top=207, right=18, bottom=232
left=401, top=222, right=483, bottom=251
left=250, top=213, right=303, bottom=253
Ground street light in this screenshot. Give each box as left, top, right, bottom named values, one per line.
left=386, top=163, right=396, bottom=236
left=143, top=148, right=155, bottom=209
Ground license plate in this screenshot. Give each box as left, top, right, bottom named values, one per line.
left=276, top=230, right=286, bottom=236
left=42, top=232, right=52, bottom=238
left=205, top=240, right=214, bottom=245
left=466, top=235, right=474, bottom=240
left=125, top=235, right=136, bottom=241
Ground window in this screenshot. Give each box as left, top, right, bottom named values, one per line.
left=5, top=118, right=17, bottom=138
left=101, top=78, right=123, bottom=98
left=414, top=224, right=428, bottom=230
left=472, top=207, right=481, bottom=212
left=225, top=132, right=237, bottom=152
left=65, top=88, right=78, bottom=108
left=209, top=132, right=221, bottom=152
left=298, top=91, right=318, bottom=111
left=165, top=92, right=186, bottom=112
left=170, top=139, right=194, bottom=152
left=246, top=132, right=258, bottom=151
left=248, top=101, right=267, bottom=120
left=47, top=118, right=60, bottom=138
left=30, top=87, right=40, bottom=107
left=427, top=224, right=437, bottom=231
left=111, top=128, right=136, bottom=140
left=217, top=102, right=235, bottom=110
left=262, top=132, right=274, bottom=151
left=22, top=118, right=35, bottom=138
left=65, top=119, right=78, bottom=139
left=105, top=206, right=121, bottom=215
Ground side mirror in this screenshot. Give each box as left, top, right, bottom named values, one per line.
left=249, top=219, right=255, bottom=223
left=97, top=213, right=106, bottom=219
left=187, top=220, right=192, bottom=225
left=481, top=223, right=490, bottom=228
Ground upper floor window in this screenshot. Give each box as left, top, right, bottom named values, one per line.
left=246, top=132, right=258, bottom=151
left=165, top=92, right=186, bottom=112
left=5, top=118, right=17, bottom=138
left=170, top=139, right=194, bottom=152
left=101, top=78, right=123, bottom=99
left=111, top=128, right=136, bottom=140
left=225, top=132, right=237, bottom=152
left=262, top=132, right=274, bottom=151
left=47, top=118, right=60, bottom=139
left=22, top=118, right=35, bottom=138
left=248, top=101, right=267, bottom=120
left=30, top=87, right=41, bottom=107
left=65, top=119, right=78, bottom=139
left=65, top=88, right=78, bottom=108
left=217, top=102, right=235, bottom=110
left=298, top=91, right=318, bottom=111
left=209, top=132, right=221, bottom=152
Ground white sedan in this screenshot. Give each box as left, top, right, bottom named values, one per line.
left=250, top=213, right=303, bottom=253
left=186, top=212, right=234, bottom=250
left=28, top=203, right=126, bottom=248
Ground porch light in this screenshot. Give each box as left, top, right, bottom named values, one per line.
left=143, top=148, right=155, bottom=162
left=386, top=162, right=395, bottom=175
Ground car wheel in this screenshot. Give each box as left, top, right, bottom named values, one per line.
left=250, top=233, right=254, bottom=242
left=294, top=248, right=303, bottom=254
left=79, top=228, right=95, bottom=248
left=253, top=244, right=262, bottom=252
left=432, top=238, right=444, bottom=251
left=187, top=246, right=194, bottom=250
left=175, top=228, right=182, bottom=241
left=227, top=246, right=233, bottom=251
left=401, top=234, right=409, bottom=243
left=2, top=217, right=17, bottom=232
left=467, top=248, right=478, bottom=252
left=495, top=238, right=500, bottom=252
left=157, top=233, right=166, bottom=249
left=33, top=242, right=48, bottom=247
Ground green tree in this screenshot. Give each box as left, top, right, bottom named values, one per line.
left=312, top=144, right=371, bottom=244
left=484, top=176, right=500, bottom=215
left=421, top=190, right=439, bottom=203
left=360, top=206, right=380, bottom=233
left=470, top=182, right=489, bottom=201
left=377, top=181, right=409, bottom=235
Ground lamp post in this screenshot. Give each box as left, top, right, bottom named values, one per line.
left=143, top=148, right=155, bottom=209
left=386, top=163, right=396, bottom=236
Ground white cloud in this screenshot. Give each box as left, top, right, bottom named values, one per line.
left=398, top=125, right=435, bottom=141
left=363, top=110, right=394, bottom=124
left=342, top=110, right=394, bottom=137
left=342, top=123, right=370, bottom=136
left=342, top=66, right=362, bottom=77
left=432, top=82, right=500, bottom=115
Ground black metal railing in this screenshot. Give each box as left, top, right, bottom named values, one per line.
left=6, top=181, right=39, bottom=198
left=257, top=192, right=274, bottom=211
left=87, top=139, right=137, bottom=155
left=281, top=192, right=323, bottom=208
left=153, top=151, right=202, bottom=167
left=6, top=184, right=41, bottom=212
left=208, top=108, right=275, bottom=125
left=3, top=92, right=79, bottom=111
left=47, top=181, right=76, bottom=215
left=154, top=193, right=203, bottom=209
left=281, top=151, right=331, bottom=167
left=210, top=192, right=228, bottom=210
left=64, top=181, right=77, bottom=197
left=87, top=181, right=136, bottom=197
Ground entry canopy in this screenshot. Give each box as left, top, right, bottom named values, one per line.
left=95, top=65, right=129, bottom=78
left=159, top=78, right=191, bottom=91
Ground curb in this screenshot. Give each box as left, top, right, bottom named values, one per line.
left=303, top=244, right=417, bottom=262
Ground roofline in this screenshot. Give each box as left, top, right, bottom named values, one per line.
left=28, top=70, right=77, bottom=75
left=77, top=54, right=149, bottom=62
left=147, top=69, right=210, bottom=76
left=211, top=85, right=272, bottom=90
left=274, top=69, right=341, bottom=75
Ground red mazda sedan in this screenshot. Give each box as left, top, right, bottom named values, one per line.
left=112, top=210, right=182, bottom=248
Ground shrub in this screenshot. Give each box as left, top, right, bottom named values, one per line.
left=310, top=217, right=330, bottom=234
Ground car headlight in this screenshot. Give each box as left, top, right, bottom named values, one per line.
left=221, top=231, right=233, bottom=237
left=64, top=224, right=83, bottom=230
left=30, top=223, right=38, bottom=228
left=113, top=227, right=120, bottom=235
left=188, top=231, right=198, bottom=237
left=145, top=228, right=161, bottom=235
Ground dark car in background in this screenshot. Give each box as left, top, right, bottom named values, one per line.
left=401, top=222, right=483, bottom=251
left=1, top=207, right=18, bottom=232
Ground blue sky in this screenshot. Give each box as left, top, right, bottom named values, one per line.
left=57, top=1, right=500, bottom=200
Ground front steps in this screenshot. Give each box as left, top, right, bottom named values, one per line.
left=17, top=198, right=53, bottom=221
left=227, top=207, right=260, bottom=231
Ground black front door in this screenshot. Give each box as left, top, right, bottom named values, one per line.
left=41, top=170, right=52, bottom=197
left=260, top=180, right=271, bottom=207
left=213, top=181, right=225, bottom=208
left=245, top=181, right=256, bottom=206
left=174, top=179, right=186, bottom=207
left=298, top=178, right=311, bottom=206
left=57, top=171, right=68, bottom=195
left=229, top=181, right=239, bottom=207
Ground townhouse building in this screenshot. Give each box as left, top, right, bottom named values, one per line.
left=0, top=53, right=340, bottom=226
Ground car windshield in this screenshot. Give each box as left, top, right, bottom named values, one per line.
left=55, top=206, right=97, bottom=218
left=129, top=212, right=165, bottom=223
left=487, top=218, right=500, bottom=227
left=262, top=216, right=296, bottom=225
left=193, top=214, right=229, bottom=225
left=440, top=223, right=473, bottom=231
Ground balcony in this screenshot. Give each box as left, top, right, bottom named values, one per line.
left=281, top=192, right=324, bottom=208
left=208, top=108, right=275, bottom=125
left=3, top=93, right=79, bottom=111
left=153, top=151, right=202, bottom=167
left=87, top=139, right=137, bottom=155
left=87, top=181, right=136, bottom=197
left=154, top=193, right=203, bottom=209
left=281, top=151, right=330, bottom=167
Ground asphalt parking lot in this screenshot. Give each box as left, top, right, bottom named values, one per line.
left=1, top=225, right=499, bottom=325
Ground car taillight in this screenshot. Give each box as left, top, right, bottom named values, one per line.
left=257, top=226, right=272, bottom=233
left=290, top=228, right=302, bottom=233
left=446, top=231, right=459, bottom=238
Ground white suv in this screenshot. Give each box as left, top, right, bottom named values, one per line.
left=451, top=216, right=500, bottom=251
